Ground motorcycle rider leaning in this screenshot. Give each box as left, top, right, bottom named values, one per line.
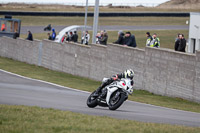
left=94, top=69, right=134, bottom=96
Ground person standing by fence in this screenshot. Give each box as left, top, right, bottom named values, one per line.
left=146, top=32, right=152, bottom=46
left=177, top=34, right=186, bottom=52
left=175, top=33, right=181, bottom=51
left=99, top=31, right=108, bottom=45
left=81, top=31, right=90, bottom=45
left=72, top=31, right=78, bottom=43
left=51, top=29, right=56, bottom=41
left=113, top=30, right=124, bottom=45
left=26, top=30, right=33, bottom=41
left=123, top=32, right=137, bottom=47
left=150, top=33, right=160, bottom=48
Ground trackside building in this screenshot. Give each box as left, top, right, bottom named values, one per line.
left=188, top=12, right=200, bottom=53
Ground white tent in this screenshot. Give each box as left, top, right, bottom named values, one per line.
left=54, top=25, right=91, bottom=43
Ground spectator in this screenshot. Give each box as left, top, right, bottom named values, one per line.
left=177, top=34, right=186, bottom=52
left=65, top=32, right=70, bottom=42
left=44, top=24, right=51, bottom=31
left=51, top=28, right=56, bottom=40
left=96, top=32, right=101, bottom=44
left=174, top=33, right=181, bottom=51
left=81, top=31, right=85, bottom=44
left=81, top=31, right=90, bottom=45
left=1, top=23, right=6, bottom=31
left=146, top=32, right=152, bottom=46
left=47, top=33, right=52, bottom=40
left=13, top=30, right=19, bottom=39
left=123, top=32, right=137, bottom=47
left=61, top=32, right=67, bottom=43
left=150, top=33, right=160, bottom=48
left=99, top=31, right=108, bottom=45
left=113, top=30, right=124, bottom=45
left=69, top=31, right=73, bottom=41
left=26, top=30, right=33, bottom=41
left=100, top=30, right=104, bottom=38
left=73, top=31, right=78, bottom=42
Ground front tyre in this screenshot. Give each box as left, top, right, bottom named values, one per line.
left=87, top=91, right=98, bottom=108
left=108, top=93, right=126, bottom=110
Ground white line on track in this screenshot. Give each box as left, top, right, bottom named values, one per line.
left=0, top=69, right=90, bottom=94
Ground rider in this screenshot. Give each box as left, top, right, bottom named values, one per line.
left=94, top=69, right=134, bottom=95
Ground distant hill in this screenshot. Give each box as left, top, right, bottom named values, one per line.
left=158, top=0, right=200, bottom=9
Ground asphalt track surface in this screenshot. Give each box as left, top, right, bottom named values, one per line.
left=21, top=25, right=189, bottom=34
left=0, top=69, right=200, bottom=127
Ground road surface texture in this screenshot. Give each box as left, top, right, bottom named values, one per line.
left=0, top=69, right=199, bottom=127
left=21, top=25, right=188, bottom=34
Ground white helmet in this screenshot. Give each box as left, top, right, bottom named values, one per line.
left=124, top=69, right=134, bottom=79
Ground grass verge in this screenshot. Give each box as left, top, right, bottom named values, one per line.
left=0, top=57, right=200, bottom=113
left=0, top=104, right=200, bottom=133
left=0, top=15, right=189, bottom=26
left=20, top=30, right=189, bottom=49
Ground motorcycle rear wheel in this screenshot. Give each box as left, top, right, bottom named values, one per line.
left=87, top=91, right=98, bottom=108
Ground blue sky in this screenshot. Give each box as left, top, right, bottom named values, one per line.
left=0, top=0, right=170, bottom=6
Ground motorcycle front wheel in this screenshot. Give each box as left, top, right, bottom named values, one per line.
left=108, top=92, right=126, bottom=110
left=87, top=91, right=98, bottom=108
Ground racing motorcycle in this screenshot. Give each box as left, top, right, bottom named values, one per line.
left=87, top=78, right=134, bottom=110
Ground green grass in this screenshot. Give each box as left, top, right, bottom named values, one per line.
left=1, top=104, right=199, bottom=133
left=20, top=30, right=189, bottom=49
left=0, top=15, right=189, bottom=26
left=1, top=4, right=200, bottom=12
left=0, top=57, right=200, bottom=113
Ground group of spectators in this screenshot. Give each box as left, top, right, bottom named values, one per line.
left=96, top=30, right=108, bottom=45
left=145, top=32, right=160, bottom=48
left=174, top=33, right=186, bottom=52
left=20, top=28, right=186, bottom=53
left=61, top=31, right=78, bottom=43
left=113, top=31, right=137, bottom=47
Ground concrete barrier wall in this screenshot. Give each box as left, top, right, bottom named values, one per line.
left=0, top=37, right=40, bottom=65
left=194, top=51, right=200, bottom=102
left=0, top=36, right=199, bottom=102
left=144, top=47, right=197, bottom=102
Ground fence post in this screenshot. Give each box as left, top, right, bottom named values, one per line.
left=92, top=0, right=100, bottom=44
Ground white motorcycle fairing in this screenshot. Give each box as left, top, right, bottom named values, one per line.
left=106, top=86, right=119, bottom=106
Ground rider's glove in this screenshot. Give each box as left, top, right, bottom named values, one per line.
left=112, top=75, right=118, bottom=80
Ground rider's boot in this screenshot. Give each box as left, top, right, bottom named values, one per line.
left=93, top=86, right=103, bottom=96
left=93, top=78, right=114, bottom=96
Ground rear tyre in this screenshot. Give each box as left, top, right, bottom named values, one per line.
left=108, top=93, right=126, bottom=110
left=87, top=91, right=98, bottom=108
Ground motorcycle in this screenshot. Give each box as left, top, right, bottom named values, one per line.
left=44, top=24, right=52, bottom=31
left=87, top=78, right=134, bottom=110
